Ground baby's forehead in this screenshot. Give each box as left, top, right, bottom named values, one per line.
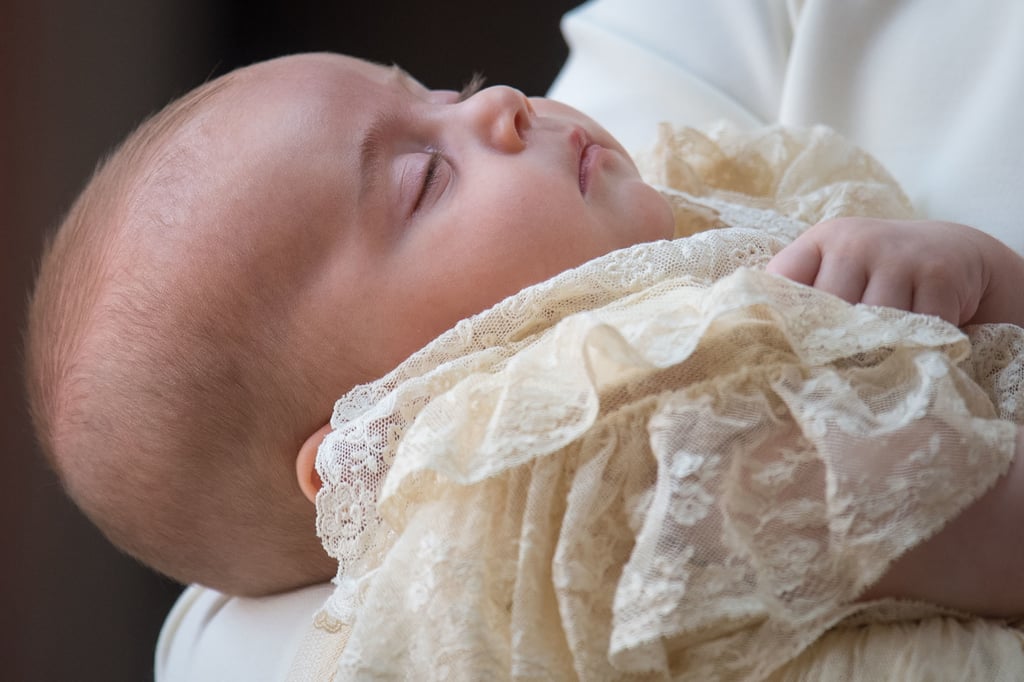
left=118, top=53, right=414, bottom=281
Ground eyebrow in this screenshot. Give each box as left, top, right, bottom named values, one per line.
left=358, top=67, right=420, bottom=205
left=357, top=109, right=396, bottom=206
left=357, top=66, right=480, bottom=206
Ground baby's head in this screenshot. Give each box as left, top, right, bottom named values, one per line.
left=25, top=53, right=672, bottom=595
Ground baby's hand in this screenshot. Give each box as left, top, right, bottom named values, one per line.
left=766, top=218, right=1024, bottom=327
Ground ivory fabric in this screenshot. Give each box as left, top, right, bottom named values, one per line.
left=297, top=125, right=1024, bottom=680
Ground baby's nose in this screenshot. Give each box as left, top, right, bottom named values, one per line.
left=462, top=85, right=533, bottom=153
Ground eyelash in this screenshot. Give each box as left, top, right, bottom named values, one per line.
left=413, top=74, right=486, bottom=213
left=458, top=73, right=486, bottom=102
left=414, top=148, right=444, bottom=213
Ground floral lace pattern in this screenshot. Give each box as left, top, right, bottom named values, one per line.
left=302, top=125, right=1023, bottom=680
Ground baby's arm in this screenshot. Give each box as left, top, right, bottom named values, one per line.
left=769, top=218, right=1024, bottom=616
left=766, top=218, right=1024, bottom=328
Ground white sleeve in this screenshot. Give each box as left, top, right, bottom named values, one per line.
left=547, top=0, right=795, bottom=152
left=155, top=583, right=334, bottom=682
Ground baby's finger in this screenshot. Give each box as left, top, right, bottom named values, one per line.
left=911, top=287, right=962, bottom=326
left=861, top=272, right=913, bottom=312
left=766, top=240, right=822, bottom=285
left=810, top=255, right=868, bottom=305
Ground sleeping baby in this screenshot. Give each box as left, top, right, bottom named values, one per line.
left=25, top=53, right=1024, bottom=680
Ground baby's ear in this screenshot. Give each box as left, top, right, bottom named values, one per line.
left=296, top=423, right=331, bottom=504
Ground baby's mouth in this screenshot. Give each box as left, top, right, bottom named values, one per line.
left=573, top=130, right=602, bottom=195
left=572, top=126, right=600, bottom=195
left=579, top=143, right=602, bottom=195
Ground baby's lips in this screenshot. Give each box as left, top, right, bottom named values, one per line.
left=570, top=125, right=599, bottom=195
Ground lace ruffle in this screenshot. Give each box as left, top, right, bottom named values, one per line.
left=307, top=124, right=1022, bottom=679
left=323, top=264, right=1017, bottom=679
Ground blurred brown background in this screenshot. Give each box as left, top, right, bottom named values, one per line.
left=2, top=1, right=582, bottom=679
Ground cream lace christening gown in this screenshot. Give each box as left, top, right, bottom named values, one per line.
left=291, top=125, right=1024, bottom=680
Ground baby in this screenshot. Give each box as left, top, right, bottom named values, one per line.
left=24, top=51, right=674, bottom=597
left=25, top=52, right=1024, bottom=676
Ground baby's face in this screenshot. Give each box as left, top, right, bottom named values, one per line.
left=192, top=53, right=672, bottom=382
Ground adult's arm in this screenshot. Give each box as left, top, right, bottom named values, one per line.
left=155, top=582, right=333, bottom=682
left=547, top=0, right=793, bottom=151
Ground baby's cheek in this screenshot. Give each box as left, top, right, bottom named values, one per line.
left=619, top=180, right=675, bottom=244
left=650, top=188, right=676, bottom=239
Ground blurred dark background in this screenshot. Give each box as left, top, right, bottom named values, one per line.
left=2, top=1, right=582, bottom=679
